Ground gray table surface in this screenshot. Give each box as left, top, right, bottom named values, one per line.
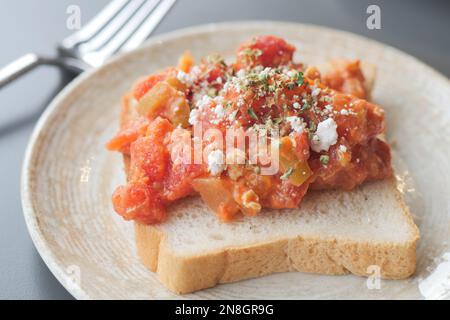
left=0, top=0, right=449, bottom=300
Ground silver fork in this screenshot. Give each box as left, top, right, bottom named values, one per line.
left=0, top=0, right=177, bottom=89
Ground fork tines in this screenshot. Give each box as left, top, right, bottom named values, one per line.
left=60, top=0, right=177, bottom=67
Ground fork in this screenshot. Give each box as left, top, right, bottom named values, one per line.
left=0, top=0, right=177, bottom=89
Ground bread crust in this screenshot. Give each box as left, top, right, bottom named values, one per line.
left=135, top=211, right=418, bottom=294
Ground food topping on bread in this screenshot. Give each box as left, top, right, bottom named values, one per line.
left=107, top=35, right=392, bottom=224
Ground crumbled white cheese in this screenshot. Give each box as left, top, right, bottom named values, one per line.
left=236, top=69, right=246, bottom=78
left=207, top=150, right=225, bottom=175
left=286, top=116, right=305, bottom=133
left=237, top=97, right=245, bottom=107
left=254, top=65, right=263, bottom=73
left=340, top=109, right=349, bottom=115
left=293, top=102, right=301, bottom=109
left=311, top=118, right=338, bottom=152
left=213, top=103, right=226, bottom=118
left=339, top=145, right=347, bottom=153
left=189, top=66, right=201, bottom=77
left=196, top=95, right=212, bottom=109
left=177, top=70, right=192, bottom=85
left=311, top=86, right=321, bottom=97
left=286, top=70, right=297, bottom=77
left=260, top=67, right=272, bottom=78
left=228, top=109, right=238, bottom=121
left=188, top=108, right=200, bottom=126
left=214, top=96, right=224, bottom=104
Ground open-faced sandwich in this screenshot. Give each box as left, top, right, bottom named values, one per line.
left=107, top=35, right=419, bottom=294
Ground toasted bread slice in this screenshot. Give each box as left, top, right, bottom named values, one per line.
left=119, top=63, right=419, bottom=294
left=133, top=177, right=419, bottom=294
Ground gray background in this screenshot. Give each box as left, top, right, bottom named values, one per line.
left=0, top=0, right=448, bottom=299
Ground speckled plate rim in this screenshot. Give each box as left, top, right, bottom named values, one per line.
left=21, top=21, right=450, bottom=300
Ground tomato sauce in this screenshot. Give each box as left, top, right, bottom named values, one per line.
left=107, top=35, right=392, bottom=224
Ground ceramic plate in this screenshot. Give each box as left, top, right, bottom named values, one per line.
left=21, top=22, right=450, bottom=299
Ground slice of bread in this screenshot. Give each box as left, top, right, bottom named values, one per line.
left=134, top=178, right=419, bottom=294
left=119, top=63, right=419, bottom=294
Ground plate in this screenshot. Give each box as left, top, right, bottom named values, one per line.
left=21, top=21, right=450, bottom=299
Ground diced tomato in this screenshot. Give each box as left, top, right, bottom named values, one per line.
left=321, top=60, right=367, bottom=99
left=162, top=163, right=205, bottom=202
left=177, top=51, right=194, bottom=73
left=206, top=65, right=225, bottom=83
left=293, top=132, right=310, bottom=162
left=310, top=138, right=392, bottom=190
left=108, top=35, right=392, bottom=225
left=192, top=177, right=240, bottom=221
left=133, top=73, right=166, bottom=101
left=235, top=35, right=295, bottom=69
left=129, top=118, right=173, bottom=182
left=112, top=182, right=166, bottom=224
left=106, top=118, right=149, bottom=153
left=130, top=136, right=168, bottom=182
left=194, top=56, right=227, bottom=93
left=133, top=68, right=177, bottom=101
left=136, top=82, right=190, bottom=127
left=262, top=179, right=310, bottom=209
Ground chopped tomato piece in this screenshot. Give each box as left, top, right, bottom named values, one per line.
left=129, top=118, right=173, bottom=182
left=133, top=72, right=167, bottom=101
left=293, top=132, right=310, bottom=162
left=108, top=35, right=392, bottom=225
left=321, top=60, right=367, bottom=99
left=136, top=82, right=190, bottom=127
left=235, top=35, right=295, bottom=69
left=177, top=51, right=194, bottom=73
left=162, top=163, right=205, bottom=202
left=106, top=118, right=149, bottom=153
left=112, top=182, right=166, bottom=224
left=192, top=177, right=240, bottom=221
left=133, top=67, right=182, bottom=101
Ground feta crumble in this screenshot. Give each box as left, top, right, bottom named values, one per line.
left=213, top=103, right=226, bottom=118
left=188, top=108, right=200, bottom=126
left=207, top=150, right=225, bottom=175
left=286, top=70, right=296, bottom=77
left=190, top=66, right=201, bottom=77
left=177, top=70, right=192, bottom=85
left=311, top=118, right=338, bottom=152
left=237, top=97, right=245, bottom=107
left=196, top=95, right=212, bottom=109
left=228, top=109, right=238, bottom=121
left=286, top=116, right=306, bottom=133
left=311, top=86, right=321, bottom=98
left=236, top=69, right=246, bottom=78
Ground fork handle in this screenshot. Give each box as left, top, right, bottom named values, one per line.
left=0, top=53, right=45, bottom=89
left=0, top=53, right=90, bottom=89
